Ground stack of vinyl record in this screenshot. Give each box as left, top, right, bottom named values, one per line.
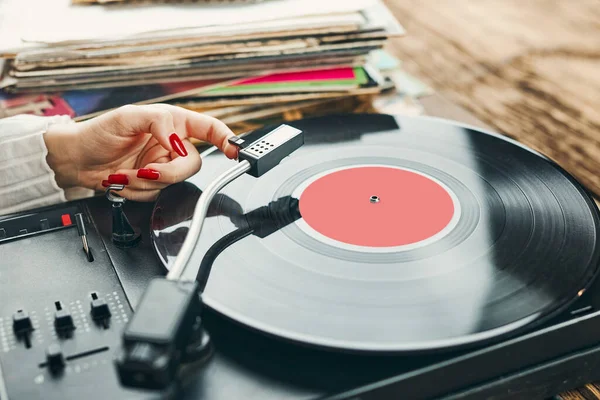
left=0, top=0, right=404, bottom=125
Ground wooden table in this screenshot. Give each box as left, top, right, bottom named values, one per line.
left=383, top=0, right=600, bottom=197
left=381, top=1, right=600, bottom=398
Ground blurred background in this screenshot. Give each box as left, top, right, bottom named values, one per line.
left=0, top=0, right=409, bottom=129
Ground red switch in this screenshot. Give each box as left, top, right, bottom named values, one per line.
left=61, top=214, right=72, bottom=226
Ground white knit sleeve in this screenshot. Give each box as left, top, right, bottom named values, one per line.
left=0, top=114, right=95, bottom=215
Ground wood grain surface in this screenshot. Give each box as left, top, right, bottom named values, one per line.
left=380, top=1, right=600, bottom=398
left=383, top=0, right=600, bottom=198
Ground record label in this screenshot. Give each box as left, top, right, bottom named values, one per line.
left=297, top=165, right=457, bottom=248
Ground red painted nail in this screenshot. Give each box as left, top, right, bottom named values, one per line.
left=102, top=180, right=110, bottom=187
left=169, top=133, right=188, bottom=157
left=108, top=174, right=129, bottom=185
left=137, top=168, right=160, bottom=180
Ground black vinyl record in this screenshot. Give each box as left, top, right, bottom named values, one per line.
left=150, top=113, right=600, bottom=353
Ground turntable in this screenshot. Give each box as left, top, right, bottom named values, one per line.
left=2, top=113, right=600, bottom=400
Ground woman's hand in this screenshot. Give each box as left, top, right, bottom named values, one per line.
left=43, top=104, right=238, bottom=201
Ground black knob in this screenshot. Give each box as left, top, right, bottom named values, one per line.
left=46, top=344, right=65, bottom=372
left=54, top=309, right=75, bottom=332
left=112, top=204, right=141, bottom=248
left=91, top=298, right=111, bottom=320
left=12, top=310, right=33, bottom=335
left=106, top=185, right=141, bottom=248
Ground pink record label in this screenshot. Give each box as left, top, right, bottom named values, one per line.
left=298, top=166, right=456, bottom=247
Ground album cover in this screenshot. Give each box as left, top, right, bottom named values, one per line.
left=0, top=78, right=229, bottom=119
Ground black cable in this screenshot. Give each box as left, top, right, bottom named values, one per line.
left=196, top=224, right=254, bottom=291
left=195, top=195, right=301, bottom=292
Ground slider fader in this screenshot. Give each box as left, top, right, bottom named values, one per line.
left=0, top=202, right=151, bottom=399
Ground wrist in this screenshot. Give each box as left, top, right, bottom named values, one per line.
left=43, top=122, right=82, bottom=190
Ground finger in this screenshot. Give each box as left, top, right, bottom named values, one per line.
left=137, top=139, right=171, bottom=167
left=99, top=141, right=198, bottom=190
left=110, top=104, right=187, bottom=158
left=103, top=169, right=169, bottom=191
left=185, top=111, right=238, bottom=159
left=115, top=187, right=162, bottom=203
left=141, top=140, right=202, bottom=184
left=103, top=140, right=201, bottom=189
left=151, top=104, right=238, bottom=159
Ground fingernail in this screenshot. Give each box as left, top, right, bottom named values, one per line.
left=137, top=168, right=160, bottom=180
left=108, top=174, right=129, bottom=185
left=102, top=180, right=110, bottom=187
left=169, top=133, right=188, bottom=157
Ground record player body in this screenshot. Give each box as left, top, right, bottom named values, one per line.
left=2, top=114, right=600, bottom=399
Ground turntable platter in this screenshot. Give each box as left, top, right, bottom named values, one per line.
left=150, top=114, right=600, bottom=353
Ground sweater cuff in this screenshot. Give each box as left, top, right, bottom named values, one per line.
left=0, top=115, right=94, bottom=215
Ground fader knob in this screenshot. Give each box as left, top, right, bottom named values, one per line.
left=46, top=344, right=65, bottom=372
left=12, top=310, right=33, bottom=335
left=55, top=311, right=74, bottom=331
left=91, top=298, right=111, bottom=320
left=54, top=302, right=75, bottom=332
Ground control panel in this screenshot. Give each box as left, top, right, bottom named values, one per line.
left=0, top=203, right=148, bottom=399
left=0, top=204, right=81, bottom=243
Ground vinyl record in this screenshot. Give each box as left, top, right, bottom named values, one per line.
left=150, top=113, right=600, bottom=353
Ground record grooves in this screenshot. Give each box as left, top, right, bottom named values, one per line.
left=150, top=113, right=600, bottom=355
